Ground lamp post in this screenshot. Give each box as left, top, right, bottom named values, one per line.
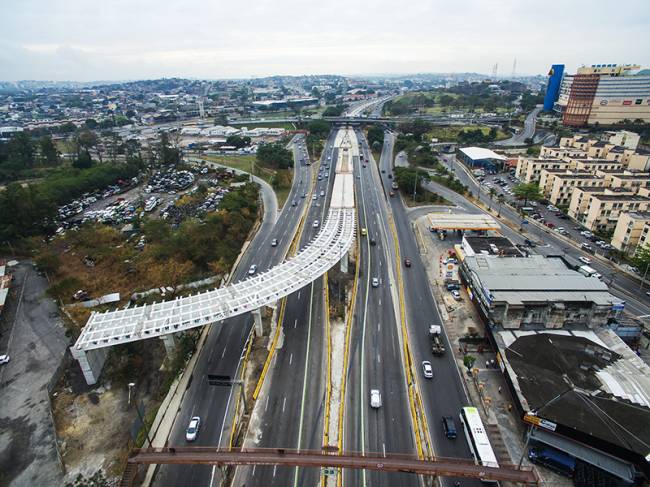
left=128, top=382, right=153, bottom=447
left=412, top=169, right=418, bottom=202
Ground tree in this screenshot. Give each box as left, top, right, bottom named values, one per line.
left=632, top=245, right=650, bottom=276
left=6, top=132, right=35, bottom=167
left=512, top=182, right=542, bottom=206
left=323, top=104, right=345, bottom=117
left=156, top=132, right=180, bottom=166
left=73, top=150, right=93, bottom=169
left=256, top=142, right=293, bottom=169
left=367, top=125, right=384, bottom=147
left=39, top=135, right=60, bottom=166
left=225, top=135, right=251, bottom=149
left=306, top=120, right=330, bottom=138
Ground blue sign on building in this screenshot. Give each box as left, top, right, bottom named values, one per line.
left=543, top=64, right=565, bottom=112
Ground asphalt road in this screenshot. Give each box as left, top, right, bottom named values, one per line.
left=378, top=132, right=484, bottom=487
left=342, top=131, right=417, bottom=487
left=154, top=134, right=316, bottom=487
left=437, top=153, right=650, bottom=319
left=239, top=132, right=340, bottom=487
left=494, top=106, right=542, bottom=147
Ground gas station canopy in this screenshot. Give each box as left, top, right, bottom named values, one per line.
left=427, top=213, right=500, bottom=231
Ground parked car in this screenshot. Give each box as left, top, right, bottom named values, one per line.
left=579, top=256, right=592, bottom=265
left=185, top=416, right=201, bottom=441
left=450, top=290, right=461, bottom=300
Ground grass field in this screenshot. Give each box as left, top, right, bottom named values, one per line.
left=202, top=154, right=293, bottom=207
left=426, top=125, right=510, bottom=142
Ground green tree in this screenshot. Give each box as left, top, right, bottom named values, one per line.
left=0, top=183, right=56, bottom=240
left=156, top=132, right=180, bottom=166
left=367, top=125, right=384, bottom=147
left=225, top=135, right=251, bottom=149
left=256, top=142, right=293, bottom=169
left=6, top=132, right=35, bottom=167
left=632, top=245, right=650, bottom=276
left=512, top=182, right=542, bottom=206
left=39, top=135, right=60, bottom=166
left=73, top=150, right=93, bottom=169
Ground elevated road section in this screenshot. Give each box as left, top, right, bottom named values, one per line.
left=71, top=129, right=358, bottom=384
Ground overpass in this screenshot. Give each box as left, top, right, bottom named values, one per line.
left=120, top=447, right=540, bottom=486
left=70, top=129, right=358, bottom=385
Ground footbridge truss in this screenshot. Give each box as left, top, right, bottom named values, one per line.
left=71, top=128, right=358, bottom=384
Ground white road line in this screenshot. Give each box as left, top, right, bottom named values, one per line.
left=282, top=396, right=287, bottom=413
left=294, top=318, right=298, bottom=328
left=289, top=353, right=293, bottom=365
left=298, top=291, right=301, bottom=299
left=273, top=465, right=277, bottom=477
left=265, top=395, right=270, bottom=412
left=209, top=466, right=216, bottom=487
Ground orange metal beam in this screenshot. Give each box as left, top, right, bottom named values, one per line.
left=127, top=447, right=540, bottom=485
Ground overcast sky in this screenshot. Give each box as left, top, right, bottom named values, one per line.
left=2, top=0, right=650, bottom=81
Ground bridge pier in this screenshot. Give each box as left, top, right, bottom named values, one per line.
left=253, top=307, right=264, bottom=336
left=160, top=334, right=177, bottom=356
left=70, top=346, right=108, bottom=386
left=340, top=250, right=349, bottom=273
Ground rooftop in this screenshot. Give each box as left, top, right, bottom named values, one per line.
left=592, top=194, right=650, bottom=202
left=460, top=147, right=506, bottom=161
left=495, top=329, right=650, bottom=469
left=463, top=255, right=617, bottom=306
left=427, top=212, right=500, bottom=231
left=463, top=236, right=523, bottom=258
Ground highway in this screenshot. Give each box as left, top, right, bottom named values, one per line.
left=342, top=130, right=417, bottom=487
left=154, top=135, right=316, bottom=487
left=376, top=132, right=484, bottom=487
left=437, top=153, right=650, bottom=319
left=236, top=131, right=342, bottom=487
left=494, top=106, right=541, bottom=146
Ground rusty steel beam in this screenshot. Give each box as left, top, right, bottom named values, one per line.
left=128, top=447, right=540, bottom=485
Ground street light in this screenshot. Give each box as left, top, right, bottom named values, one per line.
left=128, top=382, right=153, bottom=447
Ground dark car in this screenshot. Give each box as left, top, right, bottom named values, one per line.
left=442, top=416, right=457, bottom=439
left=370, top=238, right=377, bottom=246
left=404, top=258, right=412, bottom=267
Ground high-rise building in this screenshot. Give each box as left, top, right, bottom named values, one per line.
left=543, top=64, right=564, bottom=111
left=546, top=64, right=650, bottom=126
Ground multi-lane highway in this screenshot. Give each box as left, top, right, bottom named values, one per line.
left=154, top=135, right=315, bottom=487
left=236, top=130, right=342, bottom=487
left=494, top=106, right=542, bottom=146
left=375, top=132, right=484, bottom=487
left=342, top=130, right=417, bottom=487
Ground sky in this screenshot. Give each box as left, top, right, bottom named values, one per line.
left=2, top=0, right=650, bottom=82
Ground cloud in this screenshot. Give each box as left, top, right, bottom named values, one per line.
left=1, top=0, right=649, bottom=80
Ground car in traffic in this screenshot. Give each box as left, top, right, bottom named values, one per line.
left=370, top=389, right=382, bottom=408
left=422, top=361, right=433, bottom=379
left=185, top=416, right=201, bottom=442
left=291, top=200, right=297, bottom=207
left=248, top=264, right=257, bottom=275
left=320, top=191, right=325, bottom=197
left=360, top=227, right=367, bottom=236
left=579, top=256, right=592, bottom=265
left=271, top=238, right=278, bottom=247
left=372, top=277, right=379, bottom=288
left=404, top=258, right=412, bottom=267
left=313, top=220, right=320, bottom=228
left=442, top=416, right=457, bottom=439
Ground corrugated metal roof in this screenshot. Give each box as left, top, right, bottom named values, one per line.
left=460, top=146, right=507, bottom=161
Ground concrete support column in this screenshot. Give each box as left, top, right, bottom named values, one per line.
left=253, top=307, right=264, bottom=337
left=70, top=346, right=108, bottom=386
left=340, top=250, right=349, bottom=273
left=160, top=334, right=177, bottom=356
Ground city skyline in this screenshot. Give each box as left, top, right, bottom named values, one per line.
left=2, top=0, right=650, bottom=81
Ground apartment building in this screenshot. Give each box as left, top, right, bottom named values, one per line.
left=611, top=211, right=650, bottom=255
left=540, top=170, right=606, bottom=206
left=581, top=194, right=650, bottom=232
left=515, top=157, right=569, bottom=183
left=568, top=187, right=637, bottom=222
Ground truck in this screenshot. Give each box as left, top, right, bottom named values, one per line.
left=577, top=265, right=597, bottom=278
left=528, top=447, right=575, bottom=478
left=429, top=325, right=446, bottom=355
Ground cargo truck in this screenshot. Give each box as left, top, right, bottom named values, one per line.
left=429, top=325, right=446, bottom=355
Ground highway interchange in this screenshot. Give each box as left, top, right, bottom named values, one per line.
left=150, top=118, right=650, bottom=487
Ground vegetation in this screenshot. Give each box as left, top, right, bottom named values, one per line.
left=512, top=182, right=542, bottom=206
left=322, top=104, right=346, bottom=117
left=256, top=141, right=293, bottom=169
left=393, top=167, right=450, bottom=205
left=632, top=245, right=650, bottom=276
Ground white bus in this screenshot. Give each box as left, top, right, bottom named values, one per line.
left=459, top=407, right=499, bottom=483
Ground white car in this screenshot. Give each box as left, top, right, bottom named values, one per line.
left=248, top=264, right=257, bottom=275
left=579, top=256, right=592, bottom=265
left=422, top=361, right=433, bottom=379
left=372, top=277, right=379, bottom=288
left=370, top=389, right=382, bottom=408
left=270, top=239, right=278, bottom=247
left=185, top=416, right=201, bottom=442
left=450, top=290, right=461, bottom=300
left=0, top=355, right=9, bottom=365
left=313, top=220, right=320, bottom=228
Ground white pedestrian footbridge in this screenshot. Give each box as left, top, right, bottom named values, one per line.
left=71, top=128, right=358, bottom=384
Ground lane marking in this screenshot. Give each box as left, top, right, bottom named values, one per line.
left=282, top=396, right=287, bottom=413
left=289, top=353, right=293, bottom=365
left=265, top=396, right=270, bottom=412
